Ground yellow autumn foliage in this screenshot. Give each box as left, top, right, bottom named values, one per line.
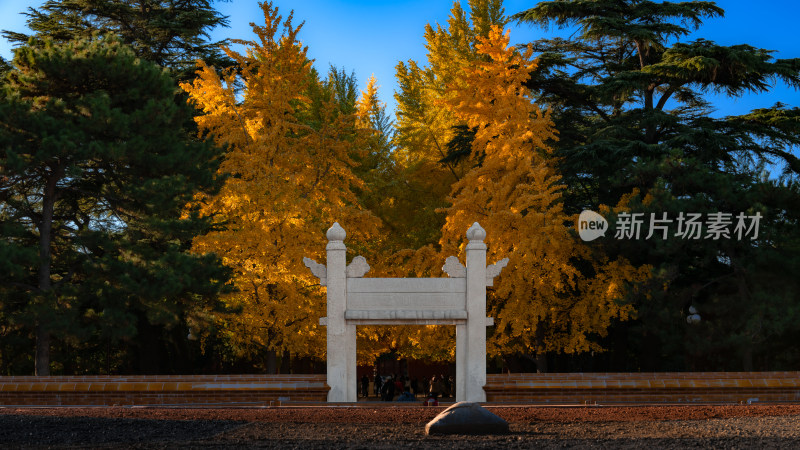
left=178, top=0, right=649, bottom=367
left=440, top=25, right=650, bottom=357
left=181, top=2, right=379, bottom=361
left=390, top=1, right=508, bottom=250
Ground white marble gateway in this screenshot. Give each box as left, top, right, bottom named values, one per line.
left=304, top=222, right=507, bottom=403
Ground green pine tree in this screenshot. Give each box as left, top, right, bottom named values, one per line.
left=3, top=0, right=231, bottom=82
left=514, top=0, right=800, bottom=370
left=0, top=56, right=10, bottom=76
left=1, top=0, right=235, bottom=374
left=0, top=37, right=230, bottom=375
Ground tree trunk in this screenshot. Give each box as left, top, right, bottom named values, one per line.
left=742, top=343, right=754, bottom=372
left=136, top=319, right=163, bottom=374
left=106, top=339, right=111, bottom=375
left=35, top=167, right=62, bottom=376
left=535, top=352, right=548, bottom=373
left=35, top=324, right=50, bottom=376
left=283, top=351, right=292, bottom=374
left=265, top=350, right=277, bottom=374
left=535, top=323, right=548, bottom=373
left=734, top=264, right=755, bottom=372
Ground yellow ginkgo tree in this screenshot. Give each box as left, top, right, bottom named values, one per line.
left=391, top=0, right=508, bottom=249
left=181, top=2, right=379, bottom=363
left=440, top=25, right=650, bottom=369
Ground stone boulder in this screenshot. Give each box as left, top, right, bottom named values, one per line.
left=425, top=402, right=509, bottom=435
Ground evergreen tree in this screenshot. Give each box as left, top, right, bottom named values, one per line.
left=3, top=0, right=231, bottom=81
left=1, top=0, right=234, bottom=374
left=0, top=56, right=10, bottom=76
left=514, top=0, right=800, bottom=370
left=0, top=37, right=229, bottom=375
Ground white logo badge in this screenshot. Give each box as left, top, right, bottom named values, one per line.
left=578, top=210, right=608, bottom=241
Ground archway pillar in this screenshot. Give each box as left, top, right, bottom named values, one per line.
left=322, top=223, right=357, bottom=402
left=455, top=323, right=467, bottom=402
left=464, top=223, right=488, bottom=402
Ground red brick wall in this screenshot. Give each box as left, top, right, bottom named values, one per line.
left=3, top=372, right=798, bottom=405
left=0, top=374, right=328, bottom=406
left=485, top=372, right=800, bottom=404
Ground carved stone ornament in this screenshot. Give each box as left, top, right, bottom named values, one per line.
left=442, top=256, right=466, bottom=278
left=466, top=222, right=486, bottom=242
left=303, top=257, right=327, bottom=286
left=326, top=222, right=346, bottom=241
left=486, top=257, right=509, bottom=286
left=346, top=256, right=370, bottom=278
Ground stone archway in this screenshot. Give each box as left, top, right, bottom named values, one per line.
left=304, top=222, right=507, bottom=402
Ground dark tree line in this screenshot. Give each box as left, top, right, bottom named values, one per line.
left=509, top=0, right=800, bottom=372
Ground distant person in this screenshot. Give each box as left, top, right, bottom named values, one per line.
left=433, top=375, right=446, bottom=398
left=373, top=373, right=381, bottom=397
left=443, top=375, right=452, bottom=397
left=381, top=375, right=395, bottom=401
left=410, top=377, right=419, bottom=397
left=361, top=374, right=370, bottom=398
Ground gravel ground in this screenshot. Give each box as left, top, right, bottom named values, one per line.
left=1, top=404, right=799, bottom=449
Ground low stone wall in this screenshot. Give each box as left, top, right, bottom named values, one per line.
left=0, top=374, right=329, bottom=406
left=485, top=372, right=800, bottom=404
left=4, top=372, right=797, bottom=406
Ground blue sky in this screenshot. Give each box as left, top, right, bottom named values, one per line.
left=2, top=0, right=799, bottom=119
